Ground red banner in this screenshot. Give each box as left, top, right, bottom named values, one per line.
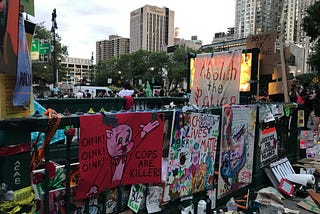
left=77, top=112, right=164, bottom=199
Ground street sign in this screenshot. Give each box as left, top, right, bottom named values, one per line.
left=31, top=38, right=39, bottom=52
left=31, top=38, right=39, bottom=60
left=39, top=43, right=51, bottom=55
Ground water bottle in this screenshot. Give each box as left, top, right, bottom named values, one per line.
left=197, top=199, right=207, bottom=214
left=226, top=197, right=237, bottom=211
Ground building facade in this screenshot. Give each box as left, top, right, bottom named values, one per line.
left=234, top=0, right=283, bottom=39
left=60, top=57, right=93, bottom=86
left=96, top=35, right=130, bottom=63
left=130, top=5, right=174, bottom=53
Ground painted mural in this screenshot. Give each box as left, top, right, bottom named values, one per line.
left=164, top=111, right=220, bottom=201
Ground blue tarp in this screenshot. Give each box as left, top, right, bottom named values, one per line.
left=31, top=100, right=65, bottom=147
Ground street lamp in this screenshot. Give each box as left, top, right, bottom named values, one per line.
left=51, top=8, right=58, bottom=87
left=90, top=52, right=95, bottom=82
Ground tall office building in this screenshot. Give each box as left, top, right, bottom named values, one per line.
left=234, top=0, right=283, bottom=39
left=96, top=35, right=130, bottom=63
left=130, top=5, right=174, bottom=53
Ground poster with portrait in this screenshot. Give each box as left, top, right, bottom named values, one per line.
left=217, top=105, right=256, bottom=199
left=77, top=112, right=164, bottom=199
left=189, top=50, right=242, bottom=107
left=164, top=111, right=220, bottom=201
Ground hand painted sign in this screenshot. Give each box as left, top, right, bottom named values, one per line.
left=128, top=184, right=146, bottom=213
left=218, top=105, right=256, bottom=199
left=189, top=50, right=242, bottom=107
left=77, top=112, right=164, bottom=199
left=164, top=111, right=220, bottom=201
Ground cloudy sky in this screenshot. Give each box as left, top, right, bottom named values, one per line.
left=29, top=0, right=235, bottom=59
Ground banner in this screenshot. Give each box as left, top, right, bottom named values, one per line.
left=0, top=0, right=19, bottom=74
left=13, top=16, right=32, bottom=106
left=164, top=111, right=220, bottom=201
left=20, top=0, right=34, bottom=16
left=218, top=105, right=256, bottom=199
left=189, top=50, right=242, bottom=107
left=260, top=127, right=278, bottom=167
left=77, top=112, right=164, bottom=199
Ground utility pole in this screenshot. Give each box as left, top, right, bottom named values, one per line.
left=51, top=9, right=57, bottom=87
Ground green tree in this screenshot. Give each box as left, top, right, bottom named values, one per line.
left=32, top=22, right=68, bottom=85
left=92, top=47, right=194, bottom=91
left=302, top=1, right=320, bottom=71
left=167, top=46, right=197, bottom=90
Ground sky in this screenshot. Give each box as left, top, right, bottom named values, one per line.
left=29, top=0, right=236, bottom=60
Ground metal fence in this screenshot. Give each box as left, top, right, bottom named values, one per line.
left=0, top=98, right=299, bottom=213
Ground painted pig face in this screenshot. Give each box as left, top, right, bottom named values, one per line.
left=106, top=124, right=134, bottom=157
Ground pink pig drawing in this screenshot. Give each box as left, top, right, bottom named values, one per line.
left=106, top=120, right=160, bottom=185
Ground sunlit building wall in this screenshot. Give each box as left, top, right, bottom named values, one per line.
left=130, top=5, right=174, bottom=53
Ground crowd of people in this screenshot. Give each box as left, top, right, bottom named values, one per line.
left=35, top=82, right=188, bottom=100
left=289, top=82, right=320, bottom=134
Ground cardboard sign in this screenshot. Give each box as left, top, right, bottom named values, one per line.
left=247, top=31, right=275, bottom=75
left=268, top=81, right=284, bottom=95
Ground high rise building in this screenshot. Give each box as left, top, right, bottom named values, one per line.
left=234, top=0, right=283, bottom=39
left=130, top=5, right=174, bottom=53
left=234, top=0, right=319, bottom=45
left=296, top=0, right=319, bottom=44
left=96, top=35, right=130, bottom=63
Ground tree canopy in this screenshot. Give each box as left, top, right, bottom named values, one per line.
left=93, top=46, right=198, bottom=90
left=302, top=1, right=320, bottom=72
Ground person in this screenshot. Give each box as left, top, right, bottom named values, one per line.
left=159, top=87, right=165, bottom=96
left=67, top=89, right=74, bottom=98
left=311, top=84, right=320, bottom=134
left=300, top=82, right=313, bottom=130
left=118, top=81, right=135, bottom=97
left=75, top=89, right=84, bottom=99
left=258, top=87, right=271, bottom=102
left=289, top=84, right=299, bottom=102
left=37, top=92, right=45, bottom=99
left=85, top=89, right=92, bottom=98
left=136, top=88, right=145, bottom=97
left=118, top=81, right=135, bottom=110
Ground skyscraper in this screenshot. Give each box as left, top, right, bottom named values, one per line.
left=234, top=0, right=283, bottom=39
left=96, top=35, right=130, bottom=63
left=130, top=5, right=174, bottom=53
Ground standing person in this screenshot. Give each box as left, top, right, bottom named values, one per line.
left=75, top=89, right=84, bottom=99
left=118, top=81, right=135, bottom=110
left=300, top=82, right=313, bottom=130
left=311, top=84, right=320, bottom=134
left=289, top=84, right=299, bottom=102
left=118, top=81, right=135, bottom=97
